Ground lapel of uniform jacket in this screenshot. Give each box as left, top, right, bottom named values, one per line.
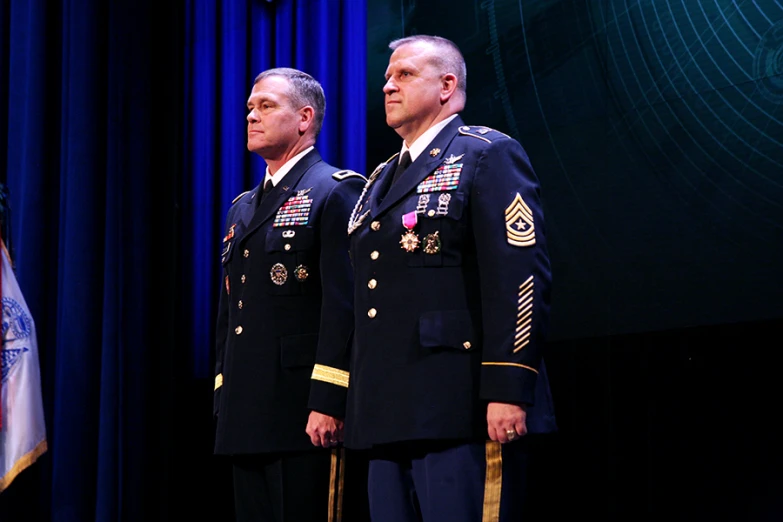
left=233, top=186, right=260, bottom=238
left=373, top=116, right=464, bottom=218
left=366, top=154, right=398, bottom=218
left=221, top=188, right=258, bottom=263
left=241, top=149, right=322, bottom=241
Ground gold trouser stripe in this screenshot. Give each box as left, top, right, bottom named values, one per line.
left=482, top=441, right=503, bottom=522
left=329, top=449, right=337, bottom=522
left=337, top=447, right=345, bottom=521
left=328, top=447, right=345, bottom=522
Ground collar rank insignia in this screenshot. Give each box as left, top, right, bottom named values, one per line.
left=505, top=193, right=535, bottom=246
left=429, top=148, right=441, bottom=157
left=273, top=192, right=313, bottom=227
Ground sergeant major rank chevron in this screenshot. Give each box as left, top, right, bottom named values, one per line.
left=505, top=193, right=535, bottom=246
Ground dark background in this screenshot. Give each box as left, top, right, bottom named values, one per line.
left=366, top=1, right=783, bottom=520
left=368, top=0, right=783, bottom=340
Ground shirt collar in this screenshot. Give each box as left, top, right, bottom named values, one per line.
left=264, top=146, right=315, bottom=187
left=400, top=114, right=459, bottom=162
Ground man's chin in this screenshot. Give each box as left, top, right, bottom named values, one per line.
left=247, top=141, right=267, bottom=154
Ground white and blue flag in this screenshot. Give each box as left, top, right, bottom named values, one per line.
left=0, top=240, right=47, bottom=492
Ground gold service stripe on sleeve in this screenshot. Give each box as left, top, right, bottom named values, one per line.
left=312, top=364, right=350, bottom=388
left=514, top=277, right=534, bottom=353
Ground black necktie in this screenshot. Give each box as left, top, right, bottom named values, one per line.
left=259, top=178, right=274, bottom=203
left=391, top=151, right=412, bottom=186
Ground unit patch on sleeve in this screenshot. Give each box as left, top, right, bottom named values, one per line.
left=505, top=193, right=535, bottom=246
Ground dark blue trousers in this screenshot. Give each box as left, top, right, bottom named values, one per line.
left=232, top=450, right=331, bottom=522
left=367, top=439, right=529, bottom=522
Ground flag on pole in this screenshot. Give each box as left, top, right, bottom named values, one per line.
left=0, top=238, right=47, bottom=492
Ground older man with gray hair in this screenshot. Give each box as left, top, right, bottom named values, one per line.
left=344, top=36, right=557, bottom=522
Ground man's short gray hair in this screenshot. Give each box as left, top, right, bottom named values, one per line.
left=389, top=35, right=467, bottom=97
left=254, top=67, right=326, bottom=136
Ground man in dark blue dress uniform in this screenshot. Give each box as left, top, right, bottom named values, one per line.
left=344, top=36, right=557, bottom=521
left=213, top=68, right=366, bottom=522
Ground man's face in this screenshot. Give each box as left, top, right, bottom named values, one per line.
left=246, top=76, right=303, bottom=160
left=383, top=42, right=445, bottom=142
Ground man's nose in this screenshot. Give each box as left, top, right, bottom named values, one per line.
left=383, top=79, right=397, bottom=94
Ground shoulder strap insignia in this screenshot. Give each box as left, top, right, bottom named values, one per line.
left=332, top=170, right=368, bottom=182
left=231, top=190, right=250, bottom=204
left=458, top=125, right=510, bottom=143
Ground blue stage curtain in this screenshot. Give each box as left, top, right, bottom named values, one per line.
left=183, top=0, right=367, bottom=379
left=1, top=1, right=187, bottom=520
left=1, top=0, right=365, bottom=520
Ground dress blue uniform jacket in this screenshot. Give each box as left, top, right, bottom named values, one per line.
left=214, top=149, right=365, bottom=455
left=345, top=116, right=557, bottom=449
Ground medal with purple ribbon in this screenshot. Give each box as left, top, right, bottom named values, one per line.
left=399, top=211, right=420, bottom=252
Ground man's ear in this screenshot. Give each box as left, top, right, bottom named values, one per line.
left=440, top=73, right=458, bottom=103
left=299, top=106, right=315, bottom=134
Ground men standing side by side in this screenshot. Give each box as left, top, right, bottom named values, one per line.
left=213, top=67, right=366, bottom=522
left=344, top=35, right=557, bottom=522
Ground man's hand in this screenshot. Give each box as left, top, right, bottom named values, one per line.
left=306, top=411, right=344, bottom=447
left=487, top=402, right=527, bottom=443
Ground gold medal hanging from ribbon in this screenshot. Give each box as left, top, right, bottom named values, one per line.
left=400, top=211, right=420, bottom=252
